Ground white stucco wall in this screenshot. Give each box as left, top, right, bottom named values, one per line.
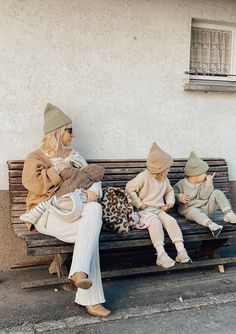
left=1, top=0, right=236, bottom=189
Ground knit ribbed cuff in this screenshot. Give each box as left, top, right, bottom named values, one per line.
left=47, top=167, right=62, bottom=186
left=136, top=201, right=144, bottom=209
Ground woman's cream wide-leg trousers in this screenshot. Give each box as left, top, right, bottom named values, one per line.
left=36, top=202, right=105, bottom=306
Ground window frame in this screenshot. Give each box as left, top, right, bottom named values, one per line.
left=190, top=19, right=236, bottom=82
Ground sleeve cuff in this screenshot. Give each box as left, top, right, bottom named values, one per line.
left=47, top=167, right=62, bottom=186
left=136, top=201, right=144, bottom=209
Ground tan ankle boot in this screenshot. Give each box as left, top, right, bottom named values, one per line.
left=69, top=272, right=92, bottom=290
left=86, top=304, right=111, bottom=317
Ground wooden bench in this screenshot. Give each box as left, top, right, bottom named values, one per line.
left=7, top=158, right=236, bottom=288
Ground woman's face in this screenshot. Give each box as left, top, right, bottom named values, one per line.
left=62, top=123, right=73, bottom=146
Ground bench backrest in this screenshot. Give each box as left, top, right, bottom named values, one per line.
left=7, top=158, right=230, bottom=232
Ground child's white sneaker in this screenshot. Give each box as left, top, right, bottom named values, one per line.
left=175, top=249, right=191, bottom=263
left=156, top=252, right=175, bottom=269
left=208, top=221, right=223, bottom=238
left=20, top=211, right=38, bottom=224
left=223, top=210, right=236, bottom=224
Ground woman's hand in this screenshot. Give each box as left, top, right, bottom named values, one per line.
left=85, top=190, right=98, bottom=202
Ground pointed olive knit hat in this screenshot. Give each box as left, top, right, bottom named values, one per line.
left=43, top=103, right=72, bottom=134
left=146, top=143, right=173, bottom=174
left=184, top=151, right=209, bottom=176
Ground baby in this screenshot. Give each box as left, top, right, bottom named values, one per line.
left=125, top=143, right=190, bottom=269
left=20, top=151, right=104, bottom=224
left=174, top=151, right=236, bottom=238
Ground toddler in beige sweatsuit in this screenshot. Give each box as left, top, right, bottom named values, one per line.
left=125, top=143, right=190, bottom=269
left=174, top=151, right=236, bottom=238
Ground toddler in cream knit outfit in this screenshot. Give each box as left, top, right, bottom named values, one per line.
left=174, top=151, right=236, bottom=238
left=125, top=143, right=191, bottom=269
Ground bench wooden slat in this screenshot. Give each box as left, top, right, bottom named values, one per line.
left=25, top=231, right=236, bottom=257
left=8, top=175, right=230, bottom=186
left=7, top=158, right=228, bottom=169
left=11, top=211, right=236, bottom=246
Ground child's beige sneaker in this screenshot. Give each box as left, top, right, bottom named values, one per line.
left=156, top=252, right=175, bottom=269
left=223, top=210, right=236, bottom=224
left=175, top=249, right=191, bottom=263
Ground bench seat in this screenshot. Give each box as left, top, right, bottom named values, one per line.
left=7, top=158, right=236, bottom=288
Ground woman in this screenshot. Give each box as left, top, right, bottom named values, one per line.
left=22, top=103, right=110, bottom=317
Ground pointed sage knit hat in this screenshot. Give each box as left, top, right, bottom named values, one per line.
left=43, top=103, right=72, bottom=134
left=184, top=151, right=209, bottom=176
left=146, top=143, right=173, bottom=174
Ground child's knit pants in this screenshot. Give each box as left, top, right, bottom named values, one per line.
left=185, top=189, right=231, bottom=226
left=35, top=202, right=105, bottom=306
left=139, top=209, right=183, bottom=247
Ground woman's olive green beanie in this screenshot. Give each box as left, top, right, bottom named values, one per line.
left=43, top=103, right=72, bottom=134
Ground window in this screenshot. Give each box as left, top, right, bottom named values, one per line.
left=185, top=19, right=236, bottom=91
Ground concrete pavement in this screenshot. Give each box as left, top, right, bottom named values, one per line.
left=1, top=263, right=236, bottom=333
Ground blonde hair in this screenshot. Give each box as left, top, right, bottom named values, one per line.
left=40, top=125, right=68, bottom=158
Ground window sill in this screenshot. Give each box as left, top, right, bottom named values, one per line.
left=184, top=79, right=236, bottom=92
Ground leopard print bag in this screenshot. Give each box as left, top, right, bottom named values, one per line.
left=101, top=186, right=139, bottom=234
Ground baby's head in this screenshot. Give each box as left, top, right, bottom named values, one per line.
left=184, top=151, right=209, bottom=183
left=146, top=143, right=173, bottom=179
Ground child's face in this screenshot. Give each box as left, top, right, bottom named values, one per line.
left=195, top=173, right=206, bottom=183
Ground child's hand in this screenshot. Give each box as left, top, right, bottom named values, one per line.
left=160, top=204, right=172, bottom=211
left=206, top=173, right=215, bottom=182
left=139, top=204, right=147, bottom=210
left=179, top=193, right=189, bottom=204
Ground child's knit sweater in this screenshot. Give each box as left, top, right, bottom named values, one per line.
left=125, top=169, right=175, bottom=209
left=173, top=178, right=214, bottom=216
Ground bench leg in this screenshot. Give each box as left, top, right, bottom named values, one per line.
left=197, top=241, right=226, bottom=273
left=48, top=254, right=68, bottom=278
left=48, top=254, right=76, bottom=291
left=208, top=248, right=225, bottom=273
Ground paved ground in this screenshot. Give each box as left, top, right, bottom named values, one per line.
left=1, top=261, right=236, bottom=333
left=43, top=302, right=236, bottom=334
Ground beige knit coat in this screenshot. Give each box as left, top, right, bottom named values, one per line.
left=22, top=149, right=63, bottom=211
